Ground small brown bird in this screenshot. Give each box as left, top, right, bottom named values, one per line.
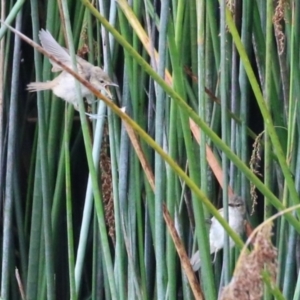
left=190, top=195, right=246, bottom=271
left=27, top=29, right=117, bottom=110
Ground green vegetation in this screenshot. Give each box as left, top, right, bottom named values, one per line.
left=0, top=1, right=299, bottom=299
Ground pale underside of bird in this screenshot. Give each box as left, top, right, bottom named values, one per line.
left=27, top=29, right=117, bottom=110
left=190, top=195, right=246, bottom=271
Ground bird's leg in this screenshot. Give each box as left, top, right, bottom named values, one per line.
left=212, top=250, right=219, bottom=263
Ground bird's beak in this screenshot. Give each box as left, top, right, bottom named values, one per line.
left=107, top=82, right=118, bottom=87
left=103, top=82, right=118, bottom=98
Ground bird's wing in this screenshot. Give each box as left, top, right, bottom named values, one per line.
left=39, top=29, right=81, bottom=72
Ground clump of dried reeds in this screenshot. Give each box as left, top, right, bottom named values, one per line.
left=220, top=223, right=277, bottom=300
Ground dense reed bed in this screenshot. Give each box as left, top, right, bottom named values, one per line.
left=1, top=1, right=299, bottom=299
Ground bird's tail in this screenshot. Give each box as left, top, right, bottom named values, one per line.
left=190, top=251, right=201, bottom=271
left=27, top=81, right=53, bottom=92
